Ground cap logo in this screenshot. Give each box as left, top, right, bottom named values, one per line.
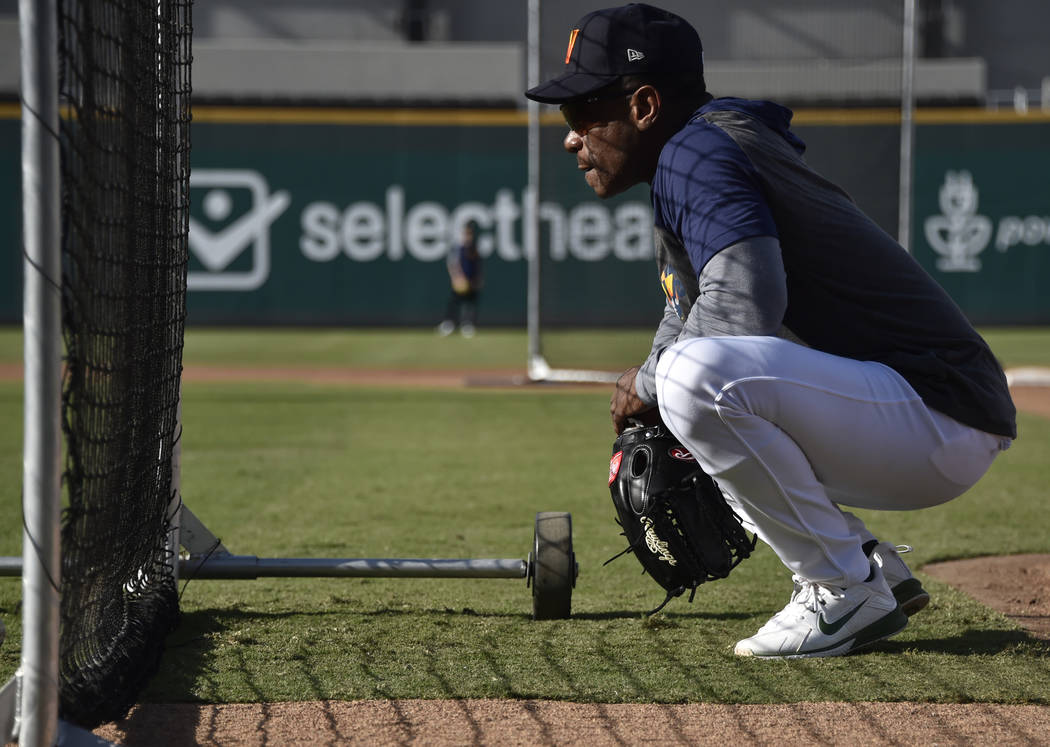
left=669, top=446, right=695, bottom=461
left=627, top=48, right=645, bottom=62
left=565, top=28, right=580, bottom=64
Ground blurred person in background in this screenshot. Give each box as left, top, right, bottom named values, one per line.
left=437, top=220, right=483, bottom=338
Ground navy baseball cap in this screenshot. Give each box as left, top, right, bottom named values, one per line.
left=525, top=3, right=703, bottom=104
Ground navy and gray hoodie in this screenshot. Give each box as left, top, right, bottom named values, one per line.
left=635, top=97, right=1016, bottom=440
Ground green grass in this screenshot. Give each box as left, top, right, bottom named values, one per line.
left=180, top=327, right=657, bottom=371
left=3, top=324, right=1047, bottom=371
left=0, top=325, right=656, bottom=372
left=1, top=327, right=1049, bottom=706
left=980, top=328, right=1050, bottom=369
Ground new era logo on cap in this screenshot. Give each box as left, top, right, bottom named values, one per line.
left=627, top=48, right=645, bottom=61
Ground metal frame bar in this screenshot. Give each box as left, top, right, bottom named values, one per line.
left=8, top=5, right=120, bottom=743
left=2, top=503, right=531, bottom=583
left=0, top=554, right=529, bottom=582
left=181, top=556, right=527, bottom=580
left=525, top=0, right=544, bottom=372
left=13, top=0, right=62, bottom=744
left=175, top=507, right=527, bottom=581
left=522, top=0, right=645, bottom=386
left=167, top=394, right=184, bottom=585
left=898, top=0, right=917, bottom=251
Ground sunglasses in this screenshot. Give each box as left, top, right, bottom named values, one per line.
left=559, top=89, right=635, bottom=135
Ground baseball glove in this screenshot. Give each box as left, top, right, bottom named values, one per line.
left=607, top=424, right=756, bottom=614
left=451, top=275, right=470, bottom=294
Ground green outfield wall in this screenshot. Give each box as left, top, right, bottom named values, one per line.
left=913, top=118, right=1050, bottom=324
left=1, top=106, right=1047, bottom=326
left=1, top=115, right=19, bottom=323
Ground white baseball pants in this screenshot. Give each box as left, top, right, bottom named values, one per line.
left=654, top=336, right=1010, bottom=588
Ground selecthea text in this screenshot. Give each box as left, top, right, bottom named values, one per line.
left=299, top=186, right=654, bottom=263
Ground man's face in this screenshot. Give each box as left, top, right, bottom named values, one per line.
left=561, top=94, right=643, bottom=199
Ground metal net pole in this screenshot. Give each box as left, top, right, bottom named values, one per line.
left=19, top=0, right=63, bottom=742
left=898, top=0, right=917, bottom=251
left=526, top=0, right=544, bottom=372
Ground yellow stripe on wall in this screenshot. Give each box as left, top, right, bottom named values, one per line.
left=191, top=106, right=529, bottom=126
left=791, top=107, right=1050, bottom=126
left=2, top=101, right=1049, bottom=127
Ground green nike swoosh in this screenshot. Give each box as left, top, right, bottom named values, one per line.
left=817, top=600, right=867, bottom=635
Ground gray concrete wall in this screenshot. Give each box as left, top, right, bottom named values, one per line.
left=0, top=0, right=1046, bottom=106
left=191, top=39, right=524, bottom=104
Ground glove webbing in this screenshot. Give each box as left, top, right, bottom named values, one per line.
left=605, top=471, right=718, bottom=616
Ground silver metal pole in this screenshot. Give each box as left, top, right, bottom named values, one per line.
left=19, top=0, right=62, bottom=743
left=168, top=393, right=183, bottom=585
left=0, top=556, right=529, bottom=580
left=898, top=0, right=917, bottom=251
left=526, top=0, right=543, bottom=365
left=180, top=556, right=528, bottom=580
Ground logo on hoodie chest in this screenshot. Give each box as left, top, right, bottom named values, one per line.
left=660, top=267, right=687, bottom=321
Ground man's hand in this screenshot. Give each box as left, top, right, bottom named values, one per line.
left=610, top=366, right=658, bottom=434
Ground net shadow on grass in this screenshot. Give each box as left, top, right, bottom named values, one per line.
left=879, top=633, right=1050, bottom=742
left=887, top=627, right=1049, bottom=656
left=111, top=613, right=223, bottom=746
left=569, top=610, right=754, bottom=622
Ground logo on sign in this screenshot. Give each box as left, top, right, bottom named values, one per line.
left=188, top=169, right=291, bottom=290
left=923, top=171, right=992, bottom=272
left=923, top=170, right=1050, bottom=274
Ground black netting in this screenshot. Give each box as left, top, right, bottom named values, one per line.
left=56, top=0, right=192, bottom=728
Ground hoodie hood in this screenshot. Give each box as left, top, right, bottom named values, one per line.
left=693, top=97, right=806, bottom=155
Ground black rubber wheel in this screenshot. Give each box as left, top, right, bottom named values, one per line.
left=530, top=511, right=575, bottom=620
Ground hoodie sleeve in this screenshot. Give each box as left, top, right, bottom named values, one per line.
left=634, top=305, right=683, bottom=405
left=634, top=236, right=787, bottom=406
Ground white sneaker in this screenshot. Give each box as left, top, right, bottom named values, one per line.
left=436, top=320, right=455, bottom=337
left=871, top=542, right=930, bottom=617
left=735, top=565, right=908, bottom=659
left=460, top=323, right=476, bottom=338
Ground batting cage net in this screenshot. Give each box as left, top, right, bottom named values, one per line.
left=56, top=0, right=192, bottom=728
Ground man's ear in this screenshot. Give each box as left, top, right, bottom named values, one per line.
left=630, top=85, right=661, bottom=131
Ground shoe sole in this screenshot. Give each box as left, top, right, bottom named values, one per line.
left=892, top=578, right=931, bottom=617
left=736, top=606, right=909, bottom=660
